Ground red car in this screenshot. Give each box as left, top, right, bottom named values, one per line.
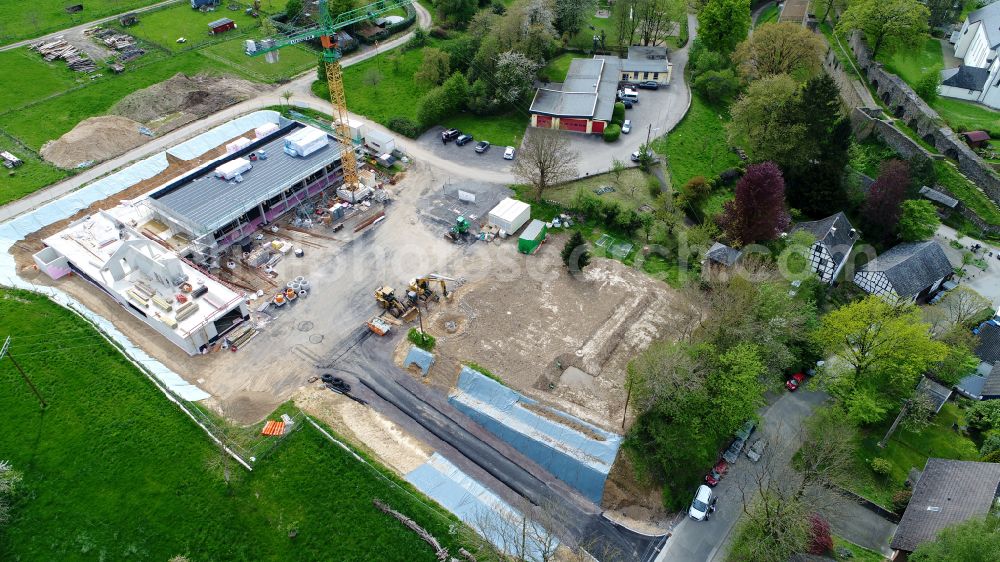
left=704, top=459, right=730, bottom=487
left=785, top=372, right=806, bottom=391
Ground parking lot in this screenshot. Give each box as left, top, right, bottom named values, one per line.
left=416, top=126, right=519, bottom=174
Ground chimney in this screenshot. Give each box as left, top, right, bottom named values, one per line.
left=849, top=228, right=857, bottom=239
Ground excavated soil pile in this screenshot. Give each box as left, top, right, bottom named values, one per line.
left=40, top=115, right=147, bottom=169
left=112, top=73, right=270, bottom=124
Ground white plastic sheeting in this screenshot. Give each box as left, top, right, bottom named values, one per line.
left=406, top=453, right=557, bottom=561
left=0, top=111, right=283, bottom=401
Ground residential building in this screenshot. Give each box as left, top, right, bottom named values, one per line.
left=608, top=46, right=673, bottom=85
left=791, top=212, right=857, bottom=284
left=941, top=2, right=1000, bottom=109
left=957, top=319, right=1000, bottom=400
left=890, top=458, right=1000, bottom=559
left=853, top=241, right=955, bottom=302
left=529, top=58, right=617, bottom=134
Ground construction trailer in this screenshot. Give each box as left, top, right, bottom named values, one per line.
left=488, top=197, right=531, bottom=235
left=208, top=18, right=237, bottom=35
left=364, top=128, right=395, bottom=157
left=518, top=219, right=547, bottom=254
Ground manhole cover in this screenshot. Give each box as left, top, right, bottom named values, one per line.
left=297, top=321, right=314, bottom=332
left=309, top=334, right=324, bottom=344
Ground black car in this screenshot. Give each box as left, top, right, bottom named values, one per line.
left=622, top=99, right=633, bottom=109
left=455, top=134, right=473, bottom=146
left=474, top=140, right=491, bottom=153
left=441, top=128, right=461, bottom=143
left=637, top=81, right=660, bottom=90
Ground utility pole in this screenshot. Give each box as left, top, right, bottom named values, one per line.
left=1, top=336, right=47, bottom=409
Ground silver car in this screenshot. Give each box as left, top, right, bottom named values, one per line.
left=622, top=120, right=631, bottom=134
left=747, top=439, right=766, bottom=462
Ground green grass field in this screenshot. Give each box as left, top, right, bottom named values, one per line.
left=934, top=160, right=1000, bottom=226
left=539, top=52, right=576, bottom=83
left=536, top=168, right=658, bottom=209
left=877, top=36, right=943, bottom=87
left=652, top=94, right=741, bottom=188
left=833, top=536, right=886, bottom=561
left=0, top=148, right=71, bottom=207
left=202, top=39, right=317, bottom=82
left=126, top=3, right=262, bottom=52
left=0, top=0, right=160, bottom=46
left=0, top=50, right=81, bottom=110
left=755, top=3, right=780, bottom=27
left=443, top=111, right=527, bottom=147
left=0, top=289, right=472, bottom=561
left=849, top=402, right=979, bottom=507
left=930, top=97, right=1000, bottom=135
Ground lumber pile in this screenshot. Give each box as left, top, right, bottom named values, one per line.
left=29, top=38, right=97, bottom=72
left=88, top=27, right=147, bottom=63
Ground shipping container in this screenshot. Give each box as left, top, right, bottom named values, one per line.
left=518, top=219, right=547, bottom=254
left=283, top=126, right=329, bottom=157
left=488, top=197, right=531, bottom=234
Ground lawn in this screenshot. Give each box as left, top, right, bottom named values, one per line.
left=877, top=36, right=943, bottom=87
left=934, top=159, right=1000, bottom=226
left=538, top=168, right=659, bottom=210
left=0, top=0, right=160, bottom=46
left=0, top=50, right=80, bottom=111
left=930, top=97, right=1000, bottom=135
left=833, top=536, right=886, bottom=561
left=202, top=39, right=317, bottom=82
left=0, top=148, right=71, bottom=207
left=568, top=12, right=618, bottom=51
left=0, top=289, right=472, bottom=561
left=539, top=52, right=576, bottom=82
left=849, top=402, right=979, bottom=508
left=125, top=3, right=264, bottom=52
left=652, top=93, right=741, bottom=188
left=443, top=111, right=527, bottom=148
left=755, top=3, right=780, bottom=27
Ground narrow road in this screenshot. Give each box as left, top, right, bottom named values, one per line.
left=336, top=338, right=667, bottom=561
left=655, top=389, right=828, bottom=562
left=0, top=0, right=184, bottom=52
left=0, top=2, right=439, bottom=223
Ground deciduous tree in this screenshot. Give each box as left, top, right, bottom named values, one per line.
left=698, top=0, right=751, bottom=54
left=727, top=74, right=802, bottom=165
left=837, top=0, right=929, bottom=59
left=284, top=0, right=304, bottom=22
left=555, top=0, right=597, bottom=37
left=813, top=296, right=947, bottom=425
left=733, top=22, right=825, bottom=82
left=0, top=460, right=22, bottom=527
left=512, top=129, right=580, bottom=201
left=862, top=159, right=909, bottom=245
left=898, top=199, right=940, bottom=241
left=719, top=162, right=791, bottom=246
left=613, top=0, right=642, bottom=52
left=910, top=516, right=1000, bottom=562
left=493, top=51, right=540, bottom=106
left=437, top=0, right=479, bottom=27
left=415, top=47, right=451, bottom=86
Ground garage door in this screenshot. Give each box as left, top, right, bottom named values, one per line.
left=534, top=114, right=552, bottom=128
left=560, top=118, right=588, bottom=132
left=591, top=121, right=605, bottom=134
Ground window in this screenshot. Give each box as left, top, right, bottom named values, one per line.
left=652, top=72, right=658, bottom=79
left=643, top=72, right=649, bottom=79
left=325, top=162, right=337, bottom=173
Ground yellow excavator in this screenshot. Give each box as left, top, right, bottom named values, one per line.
left=374, top=286, right=417, bottom=320
left=408, top=273, right=456, bottom=302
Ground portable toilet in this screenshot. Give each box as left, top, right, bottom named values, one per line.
left=518, top=219, right=547, bottom=254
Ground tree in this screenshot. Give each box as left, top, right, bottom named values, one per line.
left=719, top=162, right=791, bottom=246
left=437, top=0, right=478, bottom=27
left=915, top=69, right=941, bottom=102
left=727, top=74, right=803, bottom=165
left=837, top=0, right=929, bottom=59
left=555, top=0, right=597, bottom=37
left=934, top=286, right=992, bottom=330
left=363, top=67, right=383, bottom=89
left=693, top=69, right=739, bottom=103
left=612, top=0, right=642, bottom=52
left=441, top=72, right=470, bottom=110
left=0, top=460, right=22, bottom=527
left=416, top=87, right=449, bottom=127
left=468, top=497, right=562, bottom=562
left=636, top=0, right=685, bottom=47
left=415, top=47, right=451, bottom=86
left=512, top=129, right=580, bottom=201
left=861, top=159, right=909, bottom=244
left=610, top=157, right=626, bottom=188
left=678, top=176, right=711, bottom=212
left=910, top=516, right=1000, bottom=562
left=807, top=514, right=834, bottom=555
left=813, top=296, right=947, bottom=425
left=733, top=23, right=825, bottom=82
left=328, top=0, right=356, bottom=19
left=561, top=230, right=591, bottom=271
left=925, top=0, right=960, bottom=29
left=281, top=89, right=293, bottom=106
left=813, top=0, right=844, bottom=25
left=898, top=199, right=940, bottom=241
left=493, top=51, right=540, bottom=106
left=284, top=0, right=304, bottom=22
left=699, top=0, right=751, bottom=54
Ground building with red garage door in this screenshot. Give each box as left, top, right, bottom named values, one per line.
left=528, top=58, right=617, bottom=135
left=208, top=17, right=237, bottom=35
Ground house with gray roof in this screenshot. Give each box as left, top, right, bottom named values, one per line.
left=958, top=320, right=1000, bottom=400
left=791, top=212, right=857, bottom=284
left=529, top=58, right=618, bottom=134
left=853, top=241, right=955, bottom=302
left=610, top=46, right=673, bottom=85
left=941, top=1, right=1000, bottom=109
left=890, top=458, right=1000, bottom=557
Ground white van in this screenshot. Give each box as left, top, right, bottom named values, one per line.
left=618, top=88, right=639, bottom=104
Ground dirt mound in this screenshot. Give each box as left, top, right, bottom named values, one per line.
left=112, top=73, right=271, bottom=124
left=40, top=115, right=147, bottom=169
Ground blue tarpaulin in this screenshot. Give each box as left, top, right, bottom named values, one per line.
left=449, top=367, right=621, bottom=504
left=403, top=346, right=435, bottom=376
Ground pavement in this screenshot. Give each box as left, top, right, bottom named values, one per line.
left=823, top=495, right=897, bottom=555
left=934, top=224, right=1000, bottom=308
left=656, top=388, right=829, bottom=562
left=415, top=126, right=518, bottom=174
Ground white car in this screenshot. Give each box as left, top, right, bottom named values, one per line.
left=689, top=484, right=715, bottom=521
left=622, top=120, right=631, bottom=134
left=504, top=146, right=516, bottom=160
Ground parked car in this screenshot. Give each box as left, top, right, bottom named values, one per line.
left=704, top=459, right=730, bottom=487
left=785, top=372, right=806, bottom=391
left=689, top=485, right=717, bottom=521
left=622, top=99, right=634, bottom=109
left=736, top=420, right=756, bottom=441
left=618, top=88, right=639, bottom=104
left=722, top=438, right=745, bottom=464
left=441, top=128, right=461, bottom=143
left=622, top=120, right=632, bottom=134
left=638, top=81, right=660, bottom=90
left=630, top=149, right=654, bottom=163
left=618, top=81, right=638, bottom=90
left=475, top=141, right=491, bottom=153
left=746, top=438, right=767, bottom=462
left=504, top=146, right=516, bottom=160
left=455, top=134, right=473, bottom=146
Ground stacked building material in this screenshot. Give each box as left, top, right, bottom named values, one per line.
left=29, top=39, right=97, bottom=72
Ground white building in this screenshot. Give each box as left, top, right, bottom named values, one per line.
left=791, top=212, right=857, bottom=284
left=942, top=2, right=1000, bottom=108
left=853, top=241, right=955, bottom=302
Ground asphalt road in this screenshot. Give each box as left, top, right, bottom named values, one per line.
left=333, top=338, right=668, bottom=561
left=656, top=389, right=828, bottom=562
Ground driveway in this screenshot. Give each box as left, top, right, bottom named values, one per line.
left=934, top=224, right=1000, bottom=308
left=821, top=494, right=897, bottom=555
left=656, top=388, right=828, bottom=562
left=415, top=126, right=517, bottom=174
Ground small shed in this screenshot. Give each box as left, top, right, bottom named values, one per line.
left=119, top=13, right=138, bottom=26
left=488, top=197, right=531, bottom=234
left=518, top=219, right=547, bottom=254
left=960, top=130, right=991, bottom=148
left=208, top=18, right=237, bottom=35
left=365, top=128, right=395, bottom=157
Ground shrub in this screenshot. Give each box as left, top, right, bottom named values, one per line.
left=603, top=124, right=622, bottom=142
left=807, top=514, right=834, bottom=555
left=693, top=69, right=739, bottom=104
left=871, top=457, right=893, bottom=477
left=983, top=449, right=1000, bottom=463
left=980, top=433, right=1000, bottom=457
left=405, top=27, right=428, bottom=50
left=892, top=489, right=913, bottom=513
left=407, top=328, right=436, bottom=350
left=387, top=116, right=421, bottom=138
left=612, top=102, right=626, bottom=125
left=490, top=0, right=506, bottom=14
left=647, top=176, right=661, bottom=198
left=915, top=70, right=940, bottom=103
left=429, top=26, right=450, bottom=39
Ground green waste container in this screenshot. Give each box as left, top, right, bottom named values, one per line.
left=518, top=219, right=547, bottom=254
